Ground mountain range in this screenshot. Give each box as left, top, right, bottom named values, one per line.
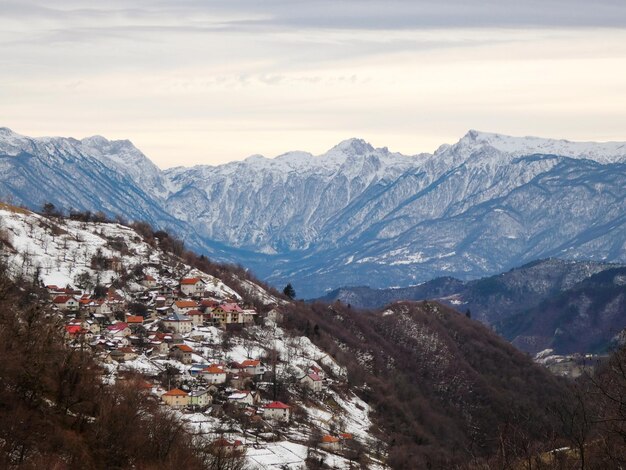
left=319, top=258, right=626, bottom=354
left=1, top=127, right=625, bottom=298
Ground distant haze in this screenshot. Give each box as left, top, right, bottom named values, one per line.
left=2, top=1, right=626, bottom=167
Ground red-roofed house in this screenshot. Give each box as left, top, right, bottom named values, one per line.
left=126, top=315, right=144, bottom=325
left=187, top=309, right=206, bottom=326
left=200, top=365, right=227, bottom=384
left=213, top=303, right=244, bottom=325
left=142, top=275, right=157, bottom=288
left=241, top=359, right=265, bottom=376
left=162, top=388, right=189, bottom=409
left=52, top=295, right=79, bottom=312
left=170, top=344, right=194, bottom=364
left=173, top=300, right=199, bottom=314
left=300, top=372, right=323, bottom=392
left=320, top=435, right=341, bottom=451
left=262, top=401, right=291, bottom=422
left=180, top=277, right=205, bottom=297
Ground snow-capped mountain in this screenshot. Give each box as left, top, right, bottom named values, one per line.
left=0, top=126, right=625, bottom=297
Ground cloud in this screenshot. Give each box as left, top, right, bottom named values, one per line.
left=1, top=1, right=626, bottom=167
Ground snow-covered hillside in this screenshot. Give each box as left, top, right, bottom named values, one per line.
left=1, top=127, right=625, bottom=297
left=0, top=205, right=385, bottom=469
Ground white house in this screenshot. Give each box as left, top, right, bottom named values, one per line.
left=163, top=312, right=193, bottom=334
left=300, top=372, right=323, bottom=392
left=227, top=391, right=256, bottom=407
left=180, top=277, right=205, bottom=297
left=52, top=295, right=79, bottom=312
left=241, top=359, right=265, bottom=376
left=172, top=300, right=199, bottom=314
left=262, top=401, right=290, bottom=422
left=201, top=365, right=227, bottom=384
left=106, top=322, right=131, bottom=338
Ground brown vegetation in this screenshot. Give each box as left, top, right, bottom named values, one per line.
left=0, top=261, right=242, bottom=469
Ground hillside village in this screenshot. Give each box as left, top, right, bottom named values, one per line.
left=0, top=205, right=385, bottom=470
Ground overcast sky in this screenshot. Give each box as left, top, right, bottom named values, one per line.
left=2, top=0, right=626, bottom=167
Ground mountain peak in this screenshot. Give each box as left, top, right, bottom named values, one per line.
left=331, top=138, right=375, bottom=155
left=451, top=130, right=626, bottom=163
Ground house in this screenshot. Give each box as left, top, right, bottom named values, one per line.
left=262, top=401, right=290, bottom=422
left=180, top=277, right=205, bottom=297
left=142, top=275, right=157, bottom=288
left=212, top=303, right=244, bottom=325
left=241, top=359, right=265, bottom=376
left=300, top=372, right=323, bottom=392
left=201, top=365, right=227, bottom=384
left=320, top=435, right=341, bottom=452
left=189, top=389, right=212, bottom=408
left=162, top=388, right=189, bottom=409
left=163, top=312, right=193, bottom=334
left=187, top=309, right=205, bottom=326
left=65, top=324, right=87, bottom=339
left=229, top=373, right=254, bottom=390
left=170, top=344, right=194, bottom=364
left=52, top=295, right=79, bottom=312
left=126, top=315, right=144, bottom=325
left=228, top=390, right=260, bottom=407
left=241, top=309, right=258, bottom=324
left=210, top=438, right=243, bottom=456
left=172, top=300, right=199, bottom=315
left=115, top=347, right=138, bottom=361
left=106, top=322, right=131, bottom=338
left=309, top=365, right=325, bottom=379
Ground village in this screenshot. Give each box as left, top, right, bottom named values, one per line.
left=0, top=205, right=384, bottom=469
left=52, top=272, right=375, bottom=468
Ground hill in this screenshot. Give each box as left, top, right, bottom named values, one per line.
left=0, top=206, right=574, bottom=468
left=498, top=267, right=626, bottom=354
left=320, top=259, right=626, bottom=354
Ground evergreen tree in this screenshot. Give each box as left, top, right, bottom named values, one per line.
left=283, top=283, right=296, bottom=299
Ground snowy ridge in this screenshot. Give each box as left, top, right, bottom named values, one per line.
left=448, top=130, right=626, bottom=163
left=1, top=127, right=625, bottom=297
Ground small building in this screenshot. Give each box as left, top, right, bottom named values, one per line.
left=212, top=303, right=244, bottom=325
left=320, top=435, right=341, bottom=452
left=116, top=347, right=138, bottom=361
left=189, top=389, right=213, bottom=408
left=52, top=295, right=79, bottom=312
left=126, top=315, right=144, bottom=325
left=262, top=401, right=290, bottom=422
left=300, top=372, right=323, bottom=392
left=162, top=388, right=189, bottom=409
left=241, top=309, right=258, bottom=324
left=163, top=312, right=193, bottom=334
left=187, top=309, right=205, bottom=326
left=201, top=365, right=227, bottom=384
left=170, top=344, right=194, bottom=364
left=241, top=359, right=265, bottom=376
left=227, top=390, right=257, bottom=407
left=180, top=277, right=205, bottom=297
left=210, top=438, right=243, bottom=456
left=143, top=275, right=157, bottom=288
left=106, top=322, right=132, bottom=338
left=173, top=300, right=199, bottom=315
